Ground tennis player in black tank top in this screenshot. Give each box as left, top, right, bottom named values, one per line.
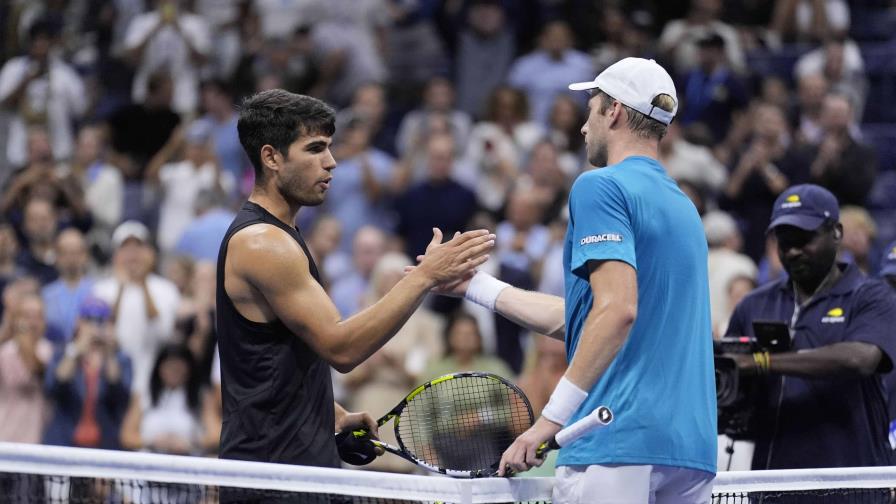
left=218, top=90, right=494, bottom=467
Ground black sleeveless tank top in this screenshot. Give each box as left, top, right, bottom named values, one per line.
left=216, top=201, right=338, bottom=467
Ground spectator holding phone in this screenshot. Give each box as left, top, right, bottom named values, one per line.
left=43, top=298, right=132, bottom=449
left=724, top=184, right=896, bottom=469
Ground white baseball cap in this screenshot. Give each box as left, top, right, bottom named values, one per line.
left=568, top=57, right=678, bottom=125
left=112, top=220, right=150, bottom=249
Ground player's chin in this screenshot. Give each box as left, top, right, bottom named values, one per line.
left=298, top=191, right=327, bottom=207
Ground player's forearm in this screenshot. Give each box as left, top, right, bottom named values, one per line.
left=329, top=273, right=431, bottom=372
left=564, top=301, right=635, bottom=393
left=494, top=287, right=566, bottom=340
left=767, top=342, right=882, bottom=378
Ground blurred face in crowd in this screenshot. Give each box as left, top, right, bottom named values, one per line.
left=29, top=33, right=53, bottom=62
left=549, top=95, right=580, bottom=133
left=185, top=140, right=212, bottom=167
left=164, top=256, right=194, bottom=294
left=27, top=128, right=53, bottom=165
left=75, top=127, right=103, bottom=165
left=692, top=0, right=722, bottom=21
left=159, top=354, right=190, bottom=389
left=528, top=142, right=563, bottom=185
left=308, top=216, right=342, bottom=258
left=823, top=41, right=845, bottom=81
left=55, top=229, right=88, bottom=279
left=448, top=316, right=482, bottom=360
left=697, top=44, right=724, bottom=72
left=774, top=223, right=841, bottom=292
left=76, top=315, right=115, bottom=350
left=0, top=224, right=19, bottom=264
left=820, top=95, right=853, bottom=136
left=540, top=21, right=573, bottom=59
left=201, top=84, right=234, bottom=119
left=116, top=238, right=151, bottom=276
left=468, top=3, right=505, bottom=37
left=753, top=103, right=788, bottom=143
left=798, top=74, right=828, bottom=114
left=493, top=88, right=523, bottom=125
left=12, top=295, right=46, bottom=339
left=23, top=198, right=57, bottom=246
left=424, top=78, right=455, bottom=112
left=426, top=134, right=455, bottom=182
left=506, top=190, right=543, bottom=230
left=352, top=227, right=386, bottom=278
left=2, top=277, right=40, bottom=313
left=353, top=84, right=386, bottom=124
left=840, top=209, right=876, bottom=262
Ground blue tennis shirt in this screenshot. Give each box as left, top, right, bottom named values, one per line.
left=557, top=156, right=717, bottom=474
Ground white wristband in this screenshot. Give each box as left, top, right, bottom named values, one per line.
left=464, top=272, right=510, bottom=311
left=541, top=376, right=589, bottom=426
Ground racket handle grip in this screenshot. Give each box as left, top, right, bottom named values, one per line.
left=535, top=438, right=560, bottom=459
left=555, top=405, right=613, bottom=447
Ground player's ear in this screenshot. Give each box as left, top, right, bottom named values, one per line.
left=260, top=145, right=281, bottom=174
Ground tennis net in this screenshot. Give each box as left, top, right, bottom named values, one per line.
left=2, top=442, right=896, bottom=503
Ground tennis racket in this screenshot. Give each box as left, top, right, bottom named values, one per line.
left=338, top=372, right=534, bottom=478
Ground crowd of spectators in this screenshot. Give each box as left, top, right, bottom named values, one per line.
left=1, top=0, right=895, bottom=474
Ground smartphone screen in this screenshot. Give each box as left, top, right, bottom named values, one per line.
left=751, top=320, right=791, bottom=353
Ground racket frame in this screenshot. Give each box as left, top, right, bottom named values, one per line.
left=352, top=371, right=534, bottom=478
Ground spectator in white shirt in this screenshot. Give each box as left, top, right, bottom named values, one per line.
left=0, top=19, right=87, bottom=168
left=124, top=0, right=212, bottom=115
left=93, top=221, right=181, bottom=398
left=146, top=121, right=231, bottom=255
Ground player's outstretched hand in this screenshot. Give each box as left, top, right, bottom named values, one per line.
left=414, top=228, right=494, bottom=287
left=497, top=417, right=562, bottom=477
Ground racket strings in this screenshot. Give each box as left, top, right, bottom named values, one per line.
left=396, top=376, right=532, bottom=473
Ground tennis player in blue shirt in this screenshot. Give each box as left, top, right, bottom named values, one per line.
left=433, top=58, right=716, bottom=503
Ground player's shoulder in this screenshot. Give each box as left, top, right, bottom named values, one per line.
left=228, top=223, right=306, bottom=265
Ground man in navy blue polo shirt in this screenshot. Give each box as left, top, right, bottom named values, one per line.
left=726, top=184, right=896, bottom=469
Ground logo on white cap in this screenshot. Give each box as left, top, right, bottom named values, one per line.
left=568, top=58, right=678, bottom=125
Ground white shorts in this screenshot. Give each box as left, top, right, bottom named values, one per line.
left=553, top=464, right=715, bottom=504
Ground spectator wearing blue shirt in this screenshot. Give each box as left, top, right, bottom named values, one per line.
left=42, top=229, right=94, bottom=344
left=725, top=184, right=896, bottom=469
left=173, top=189, right=236, bottom=262
left=43, top=297, right=132, bottom=449
left=323, top=117, right=397, bottom=253
left=394, top=133, right=478, bottom=262
left=507, top=21, right=593, bottom=127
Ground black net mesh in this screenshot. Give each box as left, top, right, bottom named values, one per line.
left=711, top=488, right=896, bottom=503
left=396, top=375, right=533, bottom=476
left=0, top=472, right=551, bottom=504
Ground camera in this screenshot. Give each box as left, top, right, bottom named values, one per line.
left=714, top=337, right=760, bottom=439
left=714, top=320, right=791, bottom=440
